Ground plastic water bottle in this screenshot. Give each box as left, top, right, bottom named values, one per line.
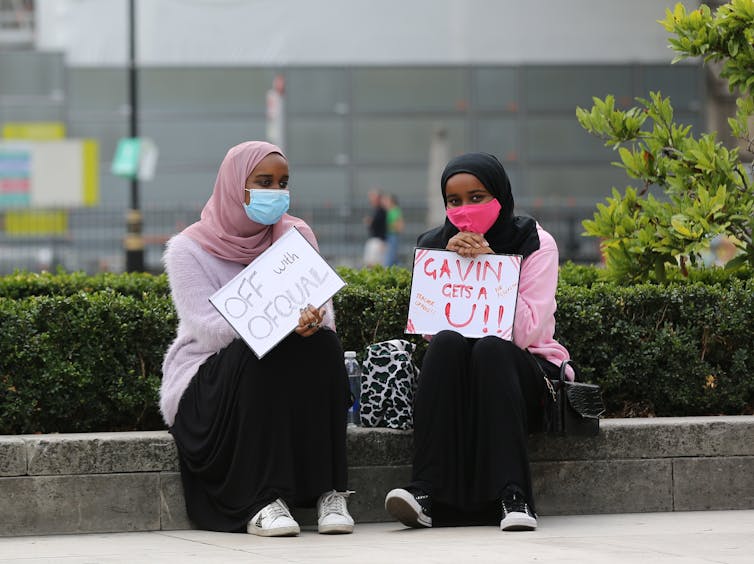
left=344, top=351, right=361, bottom=425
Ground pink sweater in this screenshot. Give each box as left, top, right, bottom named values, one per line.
left=512, top=224, right=572, bottom=377
left=160, top=231, right=335, bottom=426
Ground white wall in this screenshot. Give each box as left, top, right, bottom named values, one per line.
left=36, top=0, right=697, bottom=67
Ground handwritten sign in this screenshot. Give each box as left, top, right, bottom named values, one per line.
left=210, top=227, right=345, bottom=358
left=406, top=248, right=521, bottom=340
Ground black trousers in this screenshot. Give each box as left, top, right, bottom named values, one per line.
left=409, top=330, right=555, bottom=525
left=170, top=329, right=350, bottom=532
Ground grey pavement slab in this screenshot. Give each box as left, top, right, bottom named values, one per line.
left=0, top=510, right=751, bottom=564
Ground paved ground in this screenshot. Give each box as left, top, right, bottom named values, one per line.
left=1, top=510, right=752, bottom=564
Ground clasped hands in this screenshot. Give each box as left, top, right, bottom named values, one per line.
left=295, top=303, right=326, bottom=337
left=446, top=232, right=494, bottom=258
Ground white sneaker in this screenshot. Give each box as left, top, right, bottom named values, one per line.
left=317, top=490, right=355, bottom=534
left=247, top=498, right=300, bottom=537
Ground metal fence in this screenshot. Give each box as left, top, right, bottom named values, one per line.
left=0, top=202, right=601, bottom=275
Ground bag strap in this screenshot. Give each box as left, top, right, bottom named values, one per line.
left=559, top=359, right=574, bottom=383
left=527, top=349, right=557, bottom=403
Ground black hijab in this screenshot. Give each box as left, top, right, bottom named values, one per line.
left=417, top=152, right=540, bottom=258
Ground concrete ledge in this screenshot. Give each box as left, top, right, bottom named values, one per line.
left=1, top=416, right=752, bottom=536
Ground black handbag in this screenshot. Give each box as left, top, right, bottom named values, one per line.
left=542, top=359, right=605, bottom=436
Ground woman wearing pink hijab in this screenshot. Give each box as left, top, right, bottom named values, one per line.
left=160, top=141, right=354, bottom=537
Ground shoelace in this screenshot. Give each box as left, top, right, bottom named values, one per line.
left=319, top=490, right=353, bottom=516
left=262, top=499, right=292, bottom=522
left=502, top=495, right=529, bottom=516
left=414, top=493, right=431, bottom=513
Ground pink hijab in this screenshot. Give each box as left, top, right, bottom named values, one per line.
left=183, top=141, right=313, bottom=265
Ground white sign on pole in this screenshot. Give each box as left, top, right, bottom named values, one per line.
left=210, top=227, right=345, bottom=358
left=406, top=248, right=522, bottom=340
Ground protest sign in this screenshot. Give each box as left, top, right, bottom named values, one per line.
left=406, top=248, right=521, bottom=340
left=210, top=227, right=345, bottom=358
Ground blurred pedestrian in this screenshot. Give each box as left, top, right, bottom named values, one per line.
left=382, top=193, right=404, bottom=267
left=363, top=189, right=387, bottom=267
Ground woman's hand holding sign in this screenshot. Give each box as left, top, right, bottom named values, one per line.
left=295, top=303, right=325, bottom=337
left=446, top=232, right=493, bottom=258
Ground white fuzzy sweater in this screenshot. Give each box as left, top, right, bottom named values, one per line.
left=160, top=232, right=335, bottom=426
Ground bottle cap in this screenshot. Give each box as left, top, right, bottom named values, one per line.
left=344, top=351, right=356, bottom=358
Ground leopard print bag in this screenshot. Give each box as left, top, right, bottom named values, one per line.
left=359, top=339, right=419, bottom=430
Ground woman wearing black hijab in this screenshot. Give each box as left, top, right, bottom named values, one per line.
left=385, top=152, right=573, bottom=531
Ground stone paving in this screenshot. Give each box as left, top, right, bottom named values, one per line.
left=1, top=511, right=753, bottom=563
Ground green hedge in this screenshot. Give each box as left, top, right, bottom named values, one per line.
left=0, top=267, right=752, bottom=434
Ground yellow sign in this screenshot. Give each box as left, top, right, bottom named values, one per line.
left=2, top=122, right=66, bottom=140
left=5, top=210, right=68, bottom=236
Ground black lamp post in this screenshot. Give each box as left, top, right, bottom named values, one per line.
left=125, top=0, right=144, bottom=272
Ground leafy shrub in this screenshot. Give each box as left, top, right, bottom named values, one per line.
left=0, top=267, right=752, bottom=433
left=0, top=270, right=169, bottom=299
left=0, top=289, right=174, bottom=433
left=577, top=1, right=754, bottom=282
left=556, top=279, right=754, bottom=417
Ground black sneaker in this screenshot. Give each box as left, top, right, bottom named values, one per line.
left=500, top=492, right=537, bottom=531
left=384, top=487, right=432, bottom=528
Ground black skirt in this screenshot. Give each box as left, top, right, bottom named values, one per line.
left=170, top=329, right=350, bottom=532
left=409, top=330, right=554, bottom=526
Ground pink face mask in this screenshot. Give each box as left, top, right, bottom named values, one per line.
left=446, top=198, right=502, bottom=233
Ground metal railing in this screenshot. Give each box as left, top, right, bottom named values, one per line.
left=0, top=202, right=601, bottom=275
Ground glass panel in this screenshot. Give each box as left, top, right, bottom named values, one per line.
left=144, top=170, right=221, bottom=206
left=140, top=118, right=267, bottom=165
left=473, top=68, right=518, bottom=111
left=286, top=68, right=349, bottom=114
left=354, top=118, right=468, bottom=163
left=525, top=117, right=614, bottom=161
left=354, top=166, right=428, bottom=206
left=140, top=68, right=276, bottom=114
left=675, top=112, right=702, bottom=134
left=523, top=66, right=633, bottom=111
left=0, top=51, right=64, bottom=96
left=68, top=69, right=128, bottom=112
left=286, top=118, right=347, bottom=165
left=0, top=106, right=64, bottom=122
left=67, top=121, right=129, bottom=164
left=287, top=167, right=348, bottom=208
left=642, top=65, right=703, bottom=111
left=352, top=68, right=468, bottom=112
left=97, top=175, right=129, bottom=207
left=475, top=117, right=519, bottom=161
left=524, top=165, right=631, bottom=202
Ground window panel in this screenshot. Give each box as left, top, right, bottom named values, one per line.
left=475, top=117, right=519, bottom=161
left=473, top=68, right=518, bottom=111
left=143, top=170, right=220, bottom=206
left=139, top=68, right=276, bottom=114
left=286, top=118, right=347, bottom=165
left=523, top=66, right=633, bottom=111
left=286, top=68, right=349, bottom=114
left=354, top=166, right=428, bottom=206
left=287, top=167, right=348, bottom=209
left=0, top=106, right=64, bottom=123
left=352, top=68, right=468, bottom=112
left=0, top=52, right=64, bottom=97
left=140, top=118, right=267, bottom=165
left=354, top=118, right=468, bottom=164
left=68, top=69, right=128, bottom=112
left=642, top=65, right=703, bottom=111
left=525, top=117, right=613, bottom=162
left=67, top=121, right=129, bottom=164
left=525, top=165, right=631, bottom=201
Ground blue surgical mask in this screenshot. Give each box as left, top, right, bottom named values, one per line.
left=243, top=189, right=290, bottom=225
